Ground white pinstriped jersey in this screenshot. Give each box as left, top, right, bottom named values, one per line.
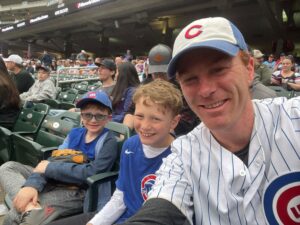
left=149, top=97, right=300, bottom=225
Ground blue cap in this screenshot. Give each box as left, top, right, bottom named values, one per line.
left=76, top=91, right=112, bottom=111
left=167, top=17, right=248, bottom=78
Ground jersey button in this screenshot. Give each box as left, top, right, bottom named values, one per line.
left=239, top=170, right=246, bottom=176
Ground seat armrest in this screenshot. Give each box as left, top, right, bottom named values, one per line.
left=41, top=147, right=57, bottom=159
left=86, top=171, right=119, bottom=212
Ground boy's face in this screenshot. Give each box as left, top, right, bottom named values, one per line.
left=81, top=104, right=110, bottom=136
left=134, top=98, right=179, bottom=148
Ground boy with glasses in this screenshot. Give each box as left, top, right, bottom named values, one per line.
left=0, top=91, right=118, bottom=225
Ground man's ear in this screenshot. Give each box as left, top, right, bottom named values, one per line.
left=247, top=57, right=255, bottom=85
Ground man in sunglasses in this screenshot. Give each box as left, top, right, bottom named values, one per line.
left=0, top=91, right=118, bottom=225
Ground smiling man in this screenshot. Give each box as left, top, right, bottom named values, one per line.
left=119, top=17, right=300, bottom=225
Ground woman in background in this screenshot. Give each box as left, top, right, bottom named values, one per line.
left=111, top=62, right=140, bottom=122
left=0, top=57, right=21, bottom=130
left=271, top=55, right=300, bottom=91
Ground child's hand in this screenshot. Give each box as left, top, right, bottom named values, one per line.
left=33, top=160, right=50, bottom=173
left=86, top=223, right=93, bottom=225
left=13, top=187, right=38, bottom=212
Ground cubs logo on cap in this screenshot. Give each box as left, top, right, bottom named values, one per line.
left=263, top=172, right=300, bottom=225
left=167, top=17, right=248, bottom=78
left=76, top=91, right=112, bottom=110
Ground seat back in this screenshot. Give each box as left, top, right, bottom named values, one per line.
left=105, top=121, right=131, bottom=170
left=11, top=133, right=45, bottom=166
left=13, top=103, right=49, bottom=134
left=57, top=89, right=79, bottom=103
left=0, top=127, right=12, bottom=165
left=73, top=81, right=89, bottom=94
left=36, top=111, right=81, bottom=147
left=10, top=111, right=81, bottom=167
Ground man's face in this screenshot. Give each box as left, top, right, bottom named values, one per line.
left=254, top=57, right=263, bottom=66
left=176, top=48, right=254, bottom=133
left=5, top=61, right=15, bottom=71
left=37, top=69, right=49, bottom=81
left=98, top=65, right=113, bottom=82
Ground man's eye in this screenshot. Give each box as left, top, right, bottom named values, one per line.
left=211, top=67, right=228, bottom=74
left=182, top=76, right=197, bottom=84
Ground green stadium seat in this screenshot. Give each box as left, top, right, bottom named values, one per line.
left=10, top=111, right=81, bottom=167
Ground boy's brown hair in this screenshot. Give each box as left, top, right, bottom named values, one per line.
left=133, top=79, right=183, bottom=116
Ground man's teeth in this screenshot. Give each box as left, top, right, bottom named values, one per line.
left=204, top=101, right=224, bottom=109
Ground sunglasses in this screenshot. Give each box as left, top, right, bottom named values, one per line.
left=81, top=112, right=109, bottom=121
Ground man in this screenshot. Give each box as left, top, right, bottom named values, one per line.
left=120, top=17, right=300, bottom=225
left=40, top=50, right=52, bottom=67
left=4, top=54, right=34, bottom=94
left=19, top=65, right=56, bottom=104
left=96, top=59, right=116, bottom=96
left=144, top=43, right=172, bottom=83
left=253, top=49, right=272, bottom=86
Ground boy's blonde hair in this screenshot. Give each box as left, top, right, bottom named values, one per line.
left=133, top=79, right=183, bottom=116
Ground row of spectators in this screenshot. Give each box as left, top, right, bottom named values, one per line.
left=252, top=49, right=300, bottom=90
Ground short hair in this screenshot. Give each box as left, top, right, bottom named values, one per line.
left=133, top=79, right=183, bottom=116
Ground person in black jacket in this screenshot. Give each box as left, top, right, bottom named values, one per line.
left=0, top=57, right=21, bottom=130
left=4, top=54, right=34, bottom=94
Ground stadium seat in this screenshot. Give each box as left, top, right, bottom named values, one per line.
left=10, top=111, right=81, bottom=167
left=0, top=103, right=49, bottom=165
left=73, top=81, right=89, bottom=94
left=0, top=127, right=13, bottom=165
left=44, top=88, right=79, bottom=110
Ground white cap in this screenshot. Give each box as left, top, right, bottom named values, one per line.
left=167, top=17, right=248, bottom=78
left=252, top=49, right=264, bottom=58
left=4, top=54, right=23, bottom=65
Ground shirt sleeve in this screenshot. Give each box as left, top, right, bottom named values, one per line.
left=118, top=198, right=190, bottom=225
left=88, top=188, right=126, bottom=225
left=147, top=142, right=194, bottom=224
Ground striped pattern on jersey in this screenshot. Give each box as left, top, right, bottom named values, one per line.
left=149, top=97, right=300, bottom=225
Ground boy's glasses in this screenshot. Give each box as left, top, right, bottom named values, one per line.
left=81, top=113, right=109, bottom=121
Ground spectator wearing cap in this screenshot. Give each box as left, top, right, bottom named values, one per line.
left=263, top=54, right=276, bottom=70
left=252, top=49, right=272, bottom=86
left=40, top=50, right=53, bottom=67
left=19, top=65, right=56, bottom=104
left=96, top=59, right=116, bottom=96
left=76, top=50, right=89, bottom=64
left=4, top=54, right=34, bottom=94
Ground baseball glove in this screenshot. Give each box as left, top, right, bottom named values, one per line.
left=48, top=149, right=88, bottom=164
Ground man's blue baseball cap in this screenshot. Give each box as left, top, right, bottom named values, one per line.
left=76, top=91, right=112, bottom=111
left=167, top=17, right=248, bottom=78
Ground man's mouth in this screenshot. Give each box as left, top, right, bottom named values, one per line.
left=202, top=100, right=226, bottom=109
